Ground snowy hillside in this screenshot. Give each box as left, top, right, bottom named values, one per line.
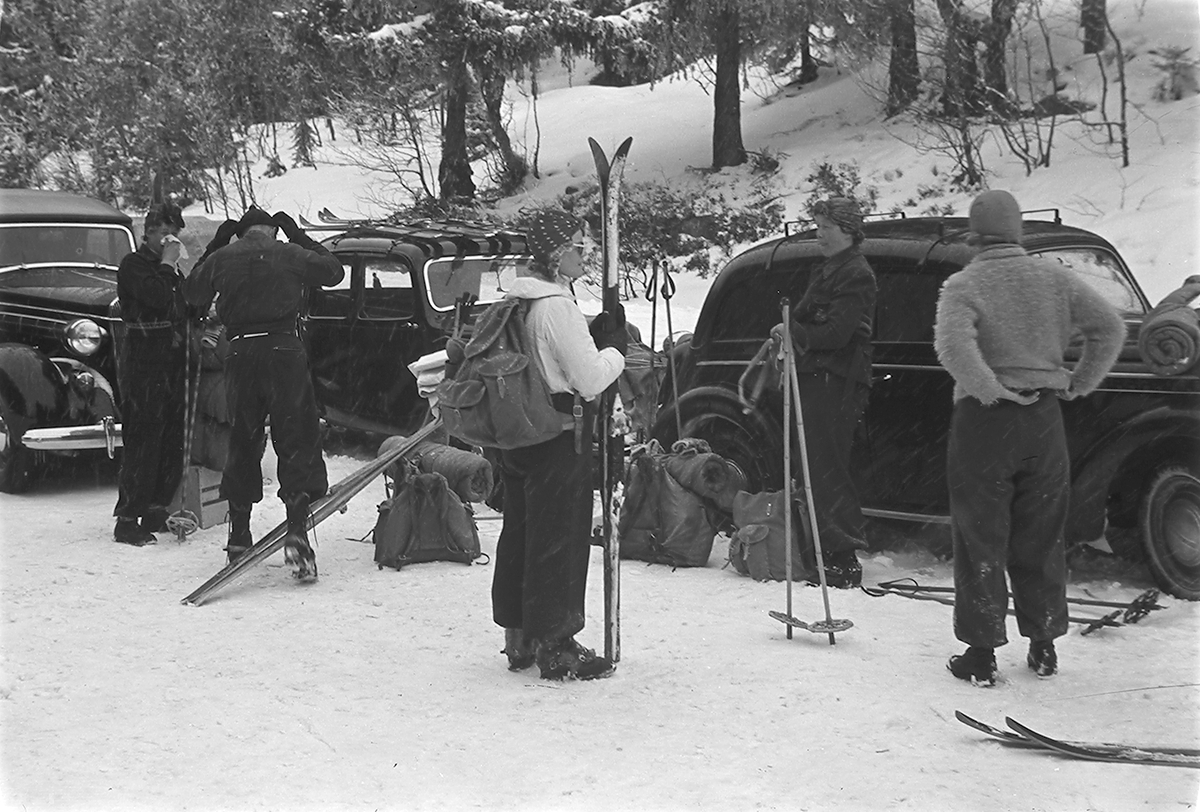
left=2, top=1, right=1198, bottom=810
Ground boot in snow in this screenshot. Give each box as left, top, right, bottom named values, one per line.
left=282, top=495, right=317, bottom=580
left=947, top=646, right=998, bottom=687
left=1027, top=639, right=1058, bottom=678
left=224, top=503, right=253, bottom=564
left=535, top=637, right=614, bottom=682
left=114, top=517, right=155, bottom=547
left=503, top=628, right=535, bottom=671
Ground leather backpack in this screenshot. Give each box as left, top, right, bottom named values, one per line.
left=373, top=471, right=483, bottom=570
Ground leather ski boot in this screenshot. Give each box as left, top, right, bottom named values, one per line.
left=114, top=517, right=155, bottom=547
left=224, top=503, right=253, bottom=564
left=282, top=495, right=317, bottom=580
left=503, top=628, right=535, bottom=671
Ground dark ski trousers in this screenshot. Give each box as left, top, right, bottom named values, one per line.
left=492, top=428, right=593, bottom=645
left=114, top=334, right=185, bottom=520
left=221, top=334, right=327, bottom=506
left=948, top=393, right=1070, bottom=648
left=795, top=370, right=869, bottom=553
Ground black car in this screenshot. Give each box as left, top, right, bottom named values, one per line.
left=0, top=189, right=137, bottom=491
left=651, top=212, right=1200, bottom=599
left=303, top=218, right=533, bottom=436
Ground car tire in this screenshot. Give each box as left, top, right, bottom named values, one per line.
left=0, top=414, right=36, bottom=493
left=674, top=408, right=780, bottom=494
left=1141, top=465, right=1200, bottom=601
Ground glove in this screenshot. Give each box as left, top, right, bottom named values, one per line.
left=195, top=218, right=239, bottom=267
left=589, top=304, right=628, bottom=356
left=444, top=337, right=467, bottom=379
left=273, top=211, right=317, bottom=248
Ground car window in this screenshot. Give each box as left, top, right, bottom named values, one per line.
left=308, top=261, right=355, bottom=317
left=424, top=256, right=529, bottom=312
left=361, top=258, right=415, bottom=320
left=1034, top=247, right=1145, bottom=314
left=872, top=258, right=953, bottom=343
left=709, top=259, right=819, bottom=341
left=0, top=224, right=132, bottom=268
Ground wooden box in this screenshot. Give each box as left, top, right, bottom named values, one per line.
left=170, top=465, right=227, bottom=529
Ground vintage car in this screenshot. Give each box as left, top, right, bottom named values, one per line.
left=0, top=189, right=137, bottom=492
left=301, top=217, right=534, bottom=437
left=651, top=212, right=1200, bottom=599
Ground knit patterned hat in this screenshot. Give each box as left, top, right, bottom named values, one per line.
left=810, top=197, right=864, bottom=240
left=969, top=190, right=1022, bottom=244
left=525, top=208, right=581, bottom=263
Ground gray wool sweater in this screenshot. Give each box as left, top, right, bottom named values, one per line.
left=933, top=244, right=1126, bottom=404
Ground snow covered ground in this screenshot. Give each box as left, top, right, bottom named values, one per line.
left=3, top=0, right=1200, bottom=809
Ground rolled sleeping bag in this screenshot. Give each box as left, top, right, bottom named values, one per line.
left=1138, top=275, right=1200, bottom=376
left=663, top=439, right=747, bottom=513
left=377, top=435, right=493, bottom=503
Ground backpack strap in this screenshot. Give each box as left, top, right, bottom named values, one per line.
left=521, top=297, right=585, bottom=452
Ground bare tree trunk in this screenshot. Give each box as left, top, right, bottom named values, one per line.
left=797, top=2, right=819, bottom=84
left=982, top=0, right=1017, bottom=110
left=438, top=61, right=475, bottom=202
left=936, top=0, right=986, bottom=116
left=887, top=0, right=919, bottom=116
left=478, top=68, right=526, bottom=192
left=1082, top=0, right=1106, bottom=54
left=710, top=6, right=746, bottom=169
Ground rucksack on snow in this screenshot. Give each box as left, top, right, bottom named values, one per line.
left=373, top=471, right=484, bottom=570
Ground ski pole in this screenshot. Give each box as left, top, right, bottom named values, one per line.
left=661, top=262, right=683, bottom=442
left=786, top=340, right=851, bottom=645
left=647, top=259, right=660, bottom=431
left=781, top=299, right=794, bottom=640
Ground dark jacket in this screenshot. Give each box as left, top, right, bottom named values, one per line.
left=117, top=244, right=187, bottom=329
left=790, top=245, right=876, bottom=386
left=183, top=233, right=344, bottom=335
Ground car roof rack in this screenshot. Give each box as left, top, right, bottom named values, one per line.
left=783, top=210, right=905, bottom=237
left=300, top=209, right=524, bottom=241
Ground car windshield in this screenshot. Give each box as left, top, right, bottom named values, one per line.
left=1034, top=247, right=1146, bottom=314
left=423, top=256, right=529, bottom=311
left=0, top=224, right=133, bottom=269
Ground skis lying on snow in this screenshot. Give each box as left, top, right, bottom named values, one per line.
left=181, top=418, right=443, bottom=607
left=865, top=580, right=1163, bottom=634
left=588, top=136, right=633, bottom=664
left=955, top=711, right=1200, bottom=768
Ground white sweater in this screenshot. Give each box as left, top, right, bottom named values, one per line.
left=505, top=277, right=625, bottom=400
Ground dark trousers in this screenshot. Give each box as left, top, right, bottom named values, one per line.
left=221, top=334, right=327, bottom=506
left=492, top=428, right=594, bottom=644
left=795, top=371, right=869, bottom=554
left=114, top=336, right=185, bottom=519
left=948, top=394, right=1070, bottom=647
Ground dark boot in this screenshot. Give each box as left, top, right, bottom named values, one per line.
left=503, top=628, right=535, bottom=671
left=224, top=503, right=253, bottom=564
left=535, top=637, right=615, bottom=682
left=282, top=495, right=317, bottom=580
left=811, top=549, right=862, bottom=589
left=113, top=517, right=155, bottom=547
left=140, top=506, right=170, bottom=534
left=947, top=646, right=998, bottom=687
left=1027, top=639, right=1058, bottom=678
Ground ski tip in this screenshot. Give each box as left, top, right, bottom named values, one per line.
left=616, top=136, right=633, bottom=156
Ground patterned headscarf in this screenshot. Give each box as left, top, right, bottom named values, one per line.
left=810, top=197, right=864, bottom=243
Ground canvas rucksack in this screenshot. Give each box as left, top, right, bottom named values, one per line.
left=727, top=489, right=814, bottom=582
left=617, top=441, right=718, bottom=568
left=373, top=471, right=484, bottom=570
left=436, top=298, right=570, bottom=450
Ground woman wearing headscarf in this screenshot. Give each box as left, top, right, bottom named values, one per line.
left=772, top=197, right=876, bottom=588
left=490, top=208, right=627, bottom=681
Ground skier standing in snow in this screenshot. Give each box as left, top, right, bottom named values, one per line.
left=490, top=208, right=626, bottom=680
left=113, top=202, right=189, bottom=546
left=771, top=197, right=876, bottom=588
left=182, top=207, right=344, bottom=578
left=934, top=190, right=1125, bottom=686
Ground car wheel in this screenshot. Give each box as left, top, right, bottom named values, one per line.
left=1141, top=465, right=1200, bottom=601
left=0, top=413, right=36, bottom=493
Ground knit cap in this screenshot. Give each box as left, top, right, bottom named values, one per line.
left=969, top=190, right=1022, bottom=244
left=525, top=208, right=581, bottom=262
left=236, top=206, right=277, bottom=237
left=810, top=197, right=864, bottom=240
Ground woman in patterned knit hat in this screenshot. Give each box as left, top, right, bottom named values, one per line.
left=772, top=196, right=877, bottom=588
left=491, top=207, right=627, bottom=681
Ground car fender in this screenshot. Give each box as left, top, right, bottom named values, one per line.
left=0, top=344, right=108, bottom=439
left=1067, top=404, right=1200, bottom=542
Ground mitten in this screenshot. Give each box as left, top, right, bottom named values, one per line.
left=273, top=211, right=318, bottom=248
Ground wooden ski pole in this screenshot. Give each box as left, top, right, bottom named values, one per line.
left=781, top=300, right=794, bottom=640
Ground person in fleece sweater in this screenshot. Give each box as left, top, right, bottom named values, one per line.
left=933, top=190, right=1125, bottom=687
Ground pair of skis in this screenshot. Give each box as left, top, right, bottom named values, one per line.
left=180, top=418, right=444, bottom=606
left=955, top=711, right=1200, bottom=768
left=589, top=136, right=633, bottom=665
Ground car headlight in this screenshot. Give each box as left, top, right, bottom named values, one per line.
left=65, top=319, right=106, bottom=356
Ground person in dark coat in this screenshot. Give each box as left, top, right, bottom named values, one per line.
left=183, top=207, right=344, bottom=578
left=113, top=202, right=188, bottom=546
left=772, top=197, right=876, bottom=588
left=489, top=208, right=626, bottom=681
left=934, top=190, right=1125, bottom=686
